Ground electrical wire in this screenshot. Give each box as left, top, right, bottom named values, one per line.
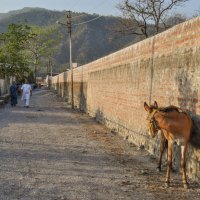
left=72, top=5, right=120, bottom=26
left=73, top=15, right=103, bottom=26
left=58, top=1, right=120, bottom=27
left=71, top=0, right=113, bottom=21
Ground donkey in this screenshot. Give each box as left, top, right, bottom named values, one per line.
left=156, top=125, right=167, bottom=172
left=144, top=101, right=192, bottom=189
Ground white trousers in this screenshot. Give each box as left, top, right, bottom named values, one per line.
left=23, top=98, right=30, bottom=106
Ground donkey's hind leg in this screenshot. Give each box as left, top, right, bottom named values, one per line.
left=181, top=143, right=188, bottom=189
left=157, top=131, right=167, bottom=172
left=165, top=139, right=172, bottom=187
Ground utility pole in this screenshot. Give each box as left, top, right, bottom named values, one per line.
left=34, top=55, right=38, bottom=85
left=66, top=10, right=74, bottom=109
left=50, top=59, right=52, bottom=77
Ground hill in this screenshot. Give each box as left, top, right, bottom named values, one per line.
left=0, top=7, right=136, bottom=73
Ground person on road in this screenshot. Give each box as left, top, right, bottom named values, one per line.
left=10, top=81, right=18, bottom=107
left=21, top=80, right=32, bottom=108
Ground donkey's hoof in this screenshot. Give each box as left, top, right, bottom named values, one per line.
left=165, top=182, right=170, bottom=188
left=156, top=167, right=161, bottom=172
left=183, top=183, right=189, bottom=189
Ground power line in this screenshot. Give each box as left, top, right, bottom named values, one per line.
left=71, top=0, right=116, bottom=22
left=72, top=5, right=120, bottom=26
left=71, top=0, right=107, bottom=21
left=60, top=9, right=116, bottom=28
left=73, top=15, right=103, bottom=26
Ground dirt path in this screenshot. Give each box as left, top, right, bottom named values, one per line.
left=0, top=89, right=199, bottom=200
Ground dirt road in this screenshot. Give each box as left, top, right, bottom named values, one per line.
left=0, top=89, right=199, bottom=200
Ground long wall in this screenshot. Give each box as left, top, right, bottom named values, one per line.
left=51, top=17, right=200, bottom=181
left=0, top=78, right=10, bottom=96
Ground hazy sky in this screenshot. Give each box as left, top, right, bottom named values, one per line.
left=0, top=0, right=199, bottom=17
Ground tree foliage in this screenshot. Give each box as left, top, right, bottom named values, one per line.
left=0, top=22, right=62, bottom=81
left=0, top=8, right=150, bottom=72
left=27, top=25, right=62, bottom=80
left=0, top=24, right=35, bottom=79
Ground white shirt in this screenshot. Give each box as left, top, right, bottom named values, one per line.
left=21, top=83, right=32, bottom=100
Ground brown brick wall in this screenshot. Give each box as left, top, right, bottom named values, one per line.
left=51, top=17, right=200, bottom=181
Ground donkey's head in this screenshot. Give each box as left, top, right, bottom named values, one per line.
left=144, top=101, right=159, bottom=138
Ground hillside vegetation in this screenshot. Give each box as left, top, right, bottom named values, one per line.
left=0, top=8, right=136, bottom=73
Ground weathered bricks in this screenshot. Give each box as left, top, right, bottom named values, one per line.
left=51, top=17, right=200, bottom=181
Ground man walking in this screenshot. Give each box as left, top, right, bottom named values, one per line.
left=10, top=81, right=18, bottom=107
left=21, top=80, right=32, bottom=108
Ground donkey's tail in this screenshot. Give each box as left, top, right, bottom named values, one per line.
left=190, top=118, right=200, bottom=149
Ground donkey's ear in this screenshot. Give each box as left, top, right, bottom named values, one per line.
left=144, top=102, right=150, bottom=111
left=154, top=101, right=158, bottom=108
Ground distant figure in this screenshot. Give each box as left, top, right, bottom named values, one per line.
left=16, top=83, right=21, bottom=96
left=21, top=80, right=32, bottom=108
left=10, top=81, right=18, bottom=107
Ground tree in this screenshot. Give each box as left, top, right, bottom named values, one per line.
left=191, top=9, right=200, bottom=18
left=165, top=13, right=187, bottom=26
left=117, top=0, right=189, bottom=38
left=26, top=25, right=62, bottom=82
left=0, top=24, right=35, bottom=80
left=0, top=23, right=62, bottom=82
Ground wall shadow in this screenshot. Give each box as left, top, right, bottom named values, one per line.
left=175, top=69, right=200, bottom=148
left=56, top=76, right=59, bottom=95
left=175, top=69, right=198, bottom=112
left=78, top=67, right=87, bottom=111
left=79, top=81, right=86, bottom=111
left=64, top=72, right=68, bottom=102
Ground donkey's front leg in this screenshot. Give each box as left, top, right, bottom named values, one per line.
left=181, top=144, right=188, bottom=189
left=165, top=139, right=172, bottom=187
left=157, top=131, right=167, bottom=172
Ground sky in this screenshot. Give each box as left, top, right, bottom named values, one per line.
left=0, top=0, right=200, bottom=17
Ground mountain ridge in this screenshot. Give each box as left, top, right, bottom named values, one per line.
left=0, top=7, right=136, bottom=73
